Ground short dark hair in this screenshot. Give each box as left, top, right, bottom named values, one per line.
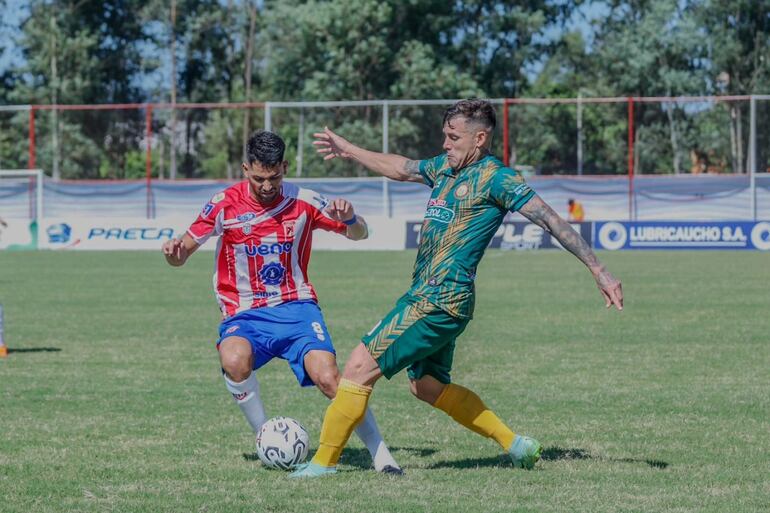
left=443, top=99, right=496, bottom=131
left=245, top=130, right=286, bottom=166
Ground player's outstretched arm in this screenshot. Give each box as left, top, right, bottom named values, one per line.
left=313, top=127, right=424, bottom=183
left=518, top=196, right=623, bottom=310
left=325, top=198, right=368, bottom=241
left=162, top=233, right=200, bottom=267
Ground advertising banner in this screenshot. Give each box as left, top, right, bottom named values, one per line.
left=405, top=221, right=592, bottom=250
left=37, top=216, right=408, bottom=251
left=39, top=218, right=184, bottom=250
left=594, top=221, right=770, bottom=251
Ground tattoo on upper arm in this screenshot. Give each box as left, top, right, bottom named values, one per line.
left=403, top=160, right=423, bottom=182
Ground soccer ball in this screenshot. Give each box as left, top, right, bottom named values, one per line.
left=255, top=416, right=310, bottom=470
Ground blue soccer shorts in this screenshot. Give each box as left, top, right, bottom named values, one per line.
left=217, top=300, right=335, bottom=387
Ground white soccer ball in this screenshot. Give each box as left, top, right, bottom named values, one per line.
left=255, top=416, right=310, bottom=470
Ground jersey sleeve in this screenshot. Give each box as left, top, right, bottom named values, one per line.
left=298, top=188, right=347, bottom=234
left=187, top=191, right=227, bottom=245
left=489, top=167, right=536, bottom=212
left=418, top=154, right=447, bottom=188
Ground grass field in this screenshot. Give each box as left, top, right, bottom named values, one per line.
left=1, top=250, right=769, bottom=513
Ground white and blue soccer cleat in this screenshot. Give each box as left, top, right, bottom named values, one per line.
left=288, top=462, right=338, bottom=479
left=508, top=434, right=542, bottom=469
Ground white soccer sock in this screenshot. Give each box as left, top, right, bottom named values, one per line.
left=354, top=407, right=400, bottom=471
left=223, top=372, right=267, bottom=434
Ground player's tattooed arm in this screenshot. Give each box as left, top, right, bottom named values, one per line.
left=519, top=196, right=623, bottom=309
left=400, top=159, right=426, bottom=183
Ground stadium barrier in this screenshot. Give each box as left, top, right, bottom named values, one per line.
left=10, top=217, right=767, bottom=251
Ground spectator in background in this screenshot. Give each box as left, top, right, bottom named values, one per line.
left=567, top=198, right=585, bottom=222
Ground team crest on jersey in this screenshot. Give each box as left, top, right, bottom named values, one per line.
left=242, top=224, right=252, bottom=235
left=454, top=183, right=470, bottom=199
left=259, top=262, right=286, bottom=286
left=283, top=220, right=296, bottom=238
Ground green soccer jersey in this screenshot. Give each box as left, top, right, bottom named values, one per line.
left=412, top=153, right=536, bottom=319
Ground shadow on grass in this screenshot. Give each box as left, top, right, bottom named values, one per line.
left=244, top=446, right=438, bottom=469
left=7, top=347, right=61, bottom=353
left=426, top=446, right=669, bottom=470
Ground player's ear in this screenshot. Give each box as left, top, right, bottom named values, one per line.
left=476, top=129, right=491, bottom=149
left=241, top=162, right=250, bottom=177
left=280, top=161, right=289, bottom=175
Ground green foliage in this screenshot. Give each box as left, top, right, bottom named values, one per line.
left=1, top=1, right=768, bottom=177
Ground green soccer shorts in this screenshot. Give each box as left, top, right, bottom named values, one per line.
left=361, top=294, right=470, bottom=383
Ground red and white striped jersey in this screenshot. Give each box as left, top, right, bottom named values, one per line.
left=187, top=180, right=347, bottom=318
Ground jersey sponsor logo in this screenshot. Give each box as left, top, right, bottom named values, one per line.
left=202, top=203, right=214, bottom=217
left=237, top=212, right=256, bottom=222
left=424, top=206, right=455, bottom=224
left=454, top=183, right=470, bottom=199
left=211, top=192, right=226, bottom=204
left=428, top=198, right=447, bottom=207
left=511, top=183, right=531, bottom=196
left=245, top=241, right=293, bottom=256
left=259, top=262, right=286, bottom=286
left=225, top=325, right=240, bottom=334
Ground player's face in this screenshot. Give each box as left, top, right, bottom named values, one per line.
left=242, top=161, right=287, bottom=204
left=442, top=116, right=488, bottom=170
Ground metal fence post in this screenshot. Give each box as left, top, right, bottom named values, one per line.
left=382, top=100, right=390, bottom=217
left=264, top=102, right=272, bottom=132
left=749, top=95, right=757, bottom=221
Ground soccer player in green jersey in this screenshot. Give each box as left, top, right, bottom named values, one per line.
left=291, top=99, right=624, bottom=477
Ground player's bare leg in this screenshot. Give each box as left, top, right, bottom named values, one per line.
left=219, top=336, right=267, bottom=433
left=303, top=350, right=401, bottom=474
left=410, top=374, right=541, bottom=469
left=291, top=344, right=384, bottom=478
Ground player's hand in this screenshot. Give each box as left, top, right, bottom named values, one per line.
left=313, top=127, right=353, bottom=161
left=162, top=238, right=188, bottom=265
left=325, top=198, right=355, bottom=224
left=594, top=268, right=623, bottom=310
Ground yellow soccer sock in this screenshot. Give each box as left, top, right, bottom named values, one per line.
left=433, top=383, right=515, bottom=450
left=312, top=378, right=372, bottom=467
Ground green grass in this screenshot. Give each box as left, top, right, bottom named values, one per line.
left=1, top=250, right=769, bottom=513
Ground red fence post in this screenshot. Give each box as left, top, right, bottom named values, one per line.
left=627, top=97, right=635, bottom=221
left=503, top=99, right=510, bottom=167
left=28, top=106, right=36, bottom=169
left=146, top=104, right=153, bottom=219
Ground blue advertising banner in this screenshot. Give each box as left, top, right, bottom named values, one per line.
left=406, top=221, right=592, bottom=250
left=595, top=221, right=770, bottom=251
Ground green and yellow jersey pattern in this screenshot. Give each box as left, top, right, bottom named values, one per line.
left=412, top=153, right=535, bottom=319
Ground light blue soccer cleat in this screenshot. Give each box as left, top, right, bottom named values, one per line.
left=508, top=434, right=542, bottom=469
left=288, top=462, right=338, bottom=479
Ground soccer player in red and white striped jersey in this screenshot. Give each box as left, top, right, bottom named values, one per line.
left=162, top=130, right=401, bottom=474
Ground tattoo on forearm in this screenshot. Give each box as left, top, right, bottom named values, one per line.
left=548, top=214, right=600, bottom=267
left=523, top=199, right=599, bottom=268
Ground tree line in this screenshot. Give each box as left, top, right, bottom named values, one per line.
left=0, top=0, right=768, bottom=179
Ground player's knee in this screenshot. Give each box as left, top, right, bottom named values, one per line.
left=409, top=377, right=445, bottom=404
left=220, top=354, right=251, bottom=382
left=314, top=370, right=339, bottom=399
